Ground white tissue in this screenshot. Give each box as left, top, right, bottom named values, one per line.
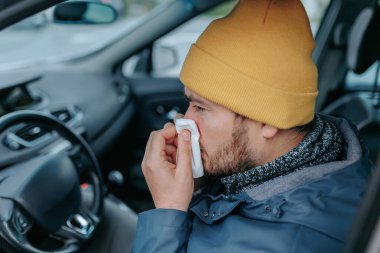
left=174, top=119, right=204, bottom=178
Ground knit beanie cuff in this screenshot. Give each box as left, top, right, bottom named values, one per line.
left=180, top=44, right=318, bottom=129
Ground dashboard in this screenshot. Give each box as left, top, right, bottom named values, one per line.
left=0, top=70, right=135, bottom=166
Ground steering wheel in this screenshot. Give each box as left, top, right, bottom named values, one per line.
left=0, top=111, right=104, bottom=253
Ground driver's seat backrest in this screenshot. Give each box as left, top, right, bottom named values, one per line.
left=347, top=6, right=380, bottom=74
left=323, top=5, right=380, bottom=167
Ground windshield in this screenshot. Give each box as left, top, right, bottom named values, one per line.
left=0, top=0, right=173, bottom=72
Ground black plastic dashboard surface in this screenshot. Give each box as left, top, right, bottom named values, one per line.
left=0, top=70, right=134, bottom=161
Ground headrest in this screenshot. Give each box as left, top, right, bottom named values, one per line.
left=347, top=7, right=380, bottom=74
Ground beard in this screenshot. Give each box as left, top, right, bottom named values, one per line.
left=200, top=118, right=258, bottom=178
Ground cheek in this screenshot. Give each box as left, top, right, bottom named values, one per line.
left=197, top=120, right=226, bottom=155
left=184, top=107, right=235, bottom=155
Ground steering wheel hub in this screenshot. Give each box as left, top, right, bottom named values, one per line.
left=0, top=111, right=104, bottom=253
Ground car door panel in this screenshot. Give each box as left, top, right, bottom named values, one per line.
left=129, top=77, right=187, bottom=150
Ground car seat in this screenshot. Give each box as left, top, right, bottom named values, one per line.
left=323, top=5, right=380, bottom=168
left=342, top=8, right=380, bottom=253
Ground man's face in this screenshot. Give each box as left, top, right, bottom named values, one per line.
left=183, top=87, right=257, bottom=177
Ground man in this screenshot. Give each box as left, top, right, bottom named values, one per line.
left=132, top=0, right=373, bottom=252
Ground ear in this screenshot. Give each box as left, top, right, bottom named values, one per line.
left=261, top=124, right=279, bottom=139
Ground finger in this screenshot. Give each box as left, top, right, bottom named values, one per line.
left=164, top=122, right=174, bottom=129
left=143, top=131, right=154, bottom=161
left=148, top=129, right=177, bottom=162
left=174, top=136, right=178, bottom=147
left=171, top=152, right=177, bottom=165
left=159, top=124, right=177, bottom=140
left=174, top=113, right=184, bottom=120
left=167, top=156, right=173, bottom=163
left=164, top=123, right=177, bottom=144
left=145, top=126, right=177, bottom=164
left=170, top=136, right=179, bottom=163
left=165, top=144, right=177, bottom=156
left=176, top=130, right=192, bottom=176
left=164, top=146, right=177, bottom=165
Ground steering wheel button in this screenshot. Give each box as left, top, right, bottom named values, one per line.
left=13, top=212, right=30, bottom=233
left=29, top=126, right=41, bottom=135
left=18, top=215, right=28, bottom=228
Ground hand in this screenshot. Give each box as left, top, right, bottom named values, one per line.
left=141, top=123, right=194, bottom=211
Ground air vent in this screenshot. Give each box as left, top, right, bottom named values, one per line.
left=3, top=123, right=53, bottom=150
left=15, top=124, right=48, bottom=142
left=52, top=109, right=72, bottom=123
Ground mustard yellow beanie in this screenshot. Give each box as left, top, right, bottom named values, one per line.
left=180, top=0, right=318, bottom=129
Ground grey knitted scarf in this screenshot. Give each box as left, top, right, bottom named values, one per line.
left=220, top=115, right=344, bottom=195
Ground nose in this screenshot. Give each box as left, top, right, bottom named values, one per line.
left=181, top=106, right=202, bottom=137
left=174, top=113, right=185, bottom=120
left=183, top=106, right=193, bottom=120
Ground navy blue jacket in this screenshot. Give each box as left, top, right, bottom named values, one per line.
left=133, top=117, right=373, bottom=253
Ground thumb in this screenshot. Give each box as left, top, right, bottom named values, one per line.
left=176, top=130, right=193, bottom=175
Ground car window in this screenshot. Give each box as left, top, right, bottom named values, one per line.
left=122, top=0, right=331, bottom=78
left=302, top=0, right=331, bottom=36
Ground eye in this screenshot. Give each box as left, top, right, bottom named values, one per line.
left=193, top=105, right=205, bottom=112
